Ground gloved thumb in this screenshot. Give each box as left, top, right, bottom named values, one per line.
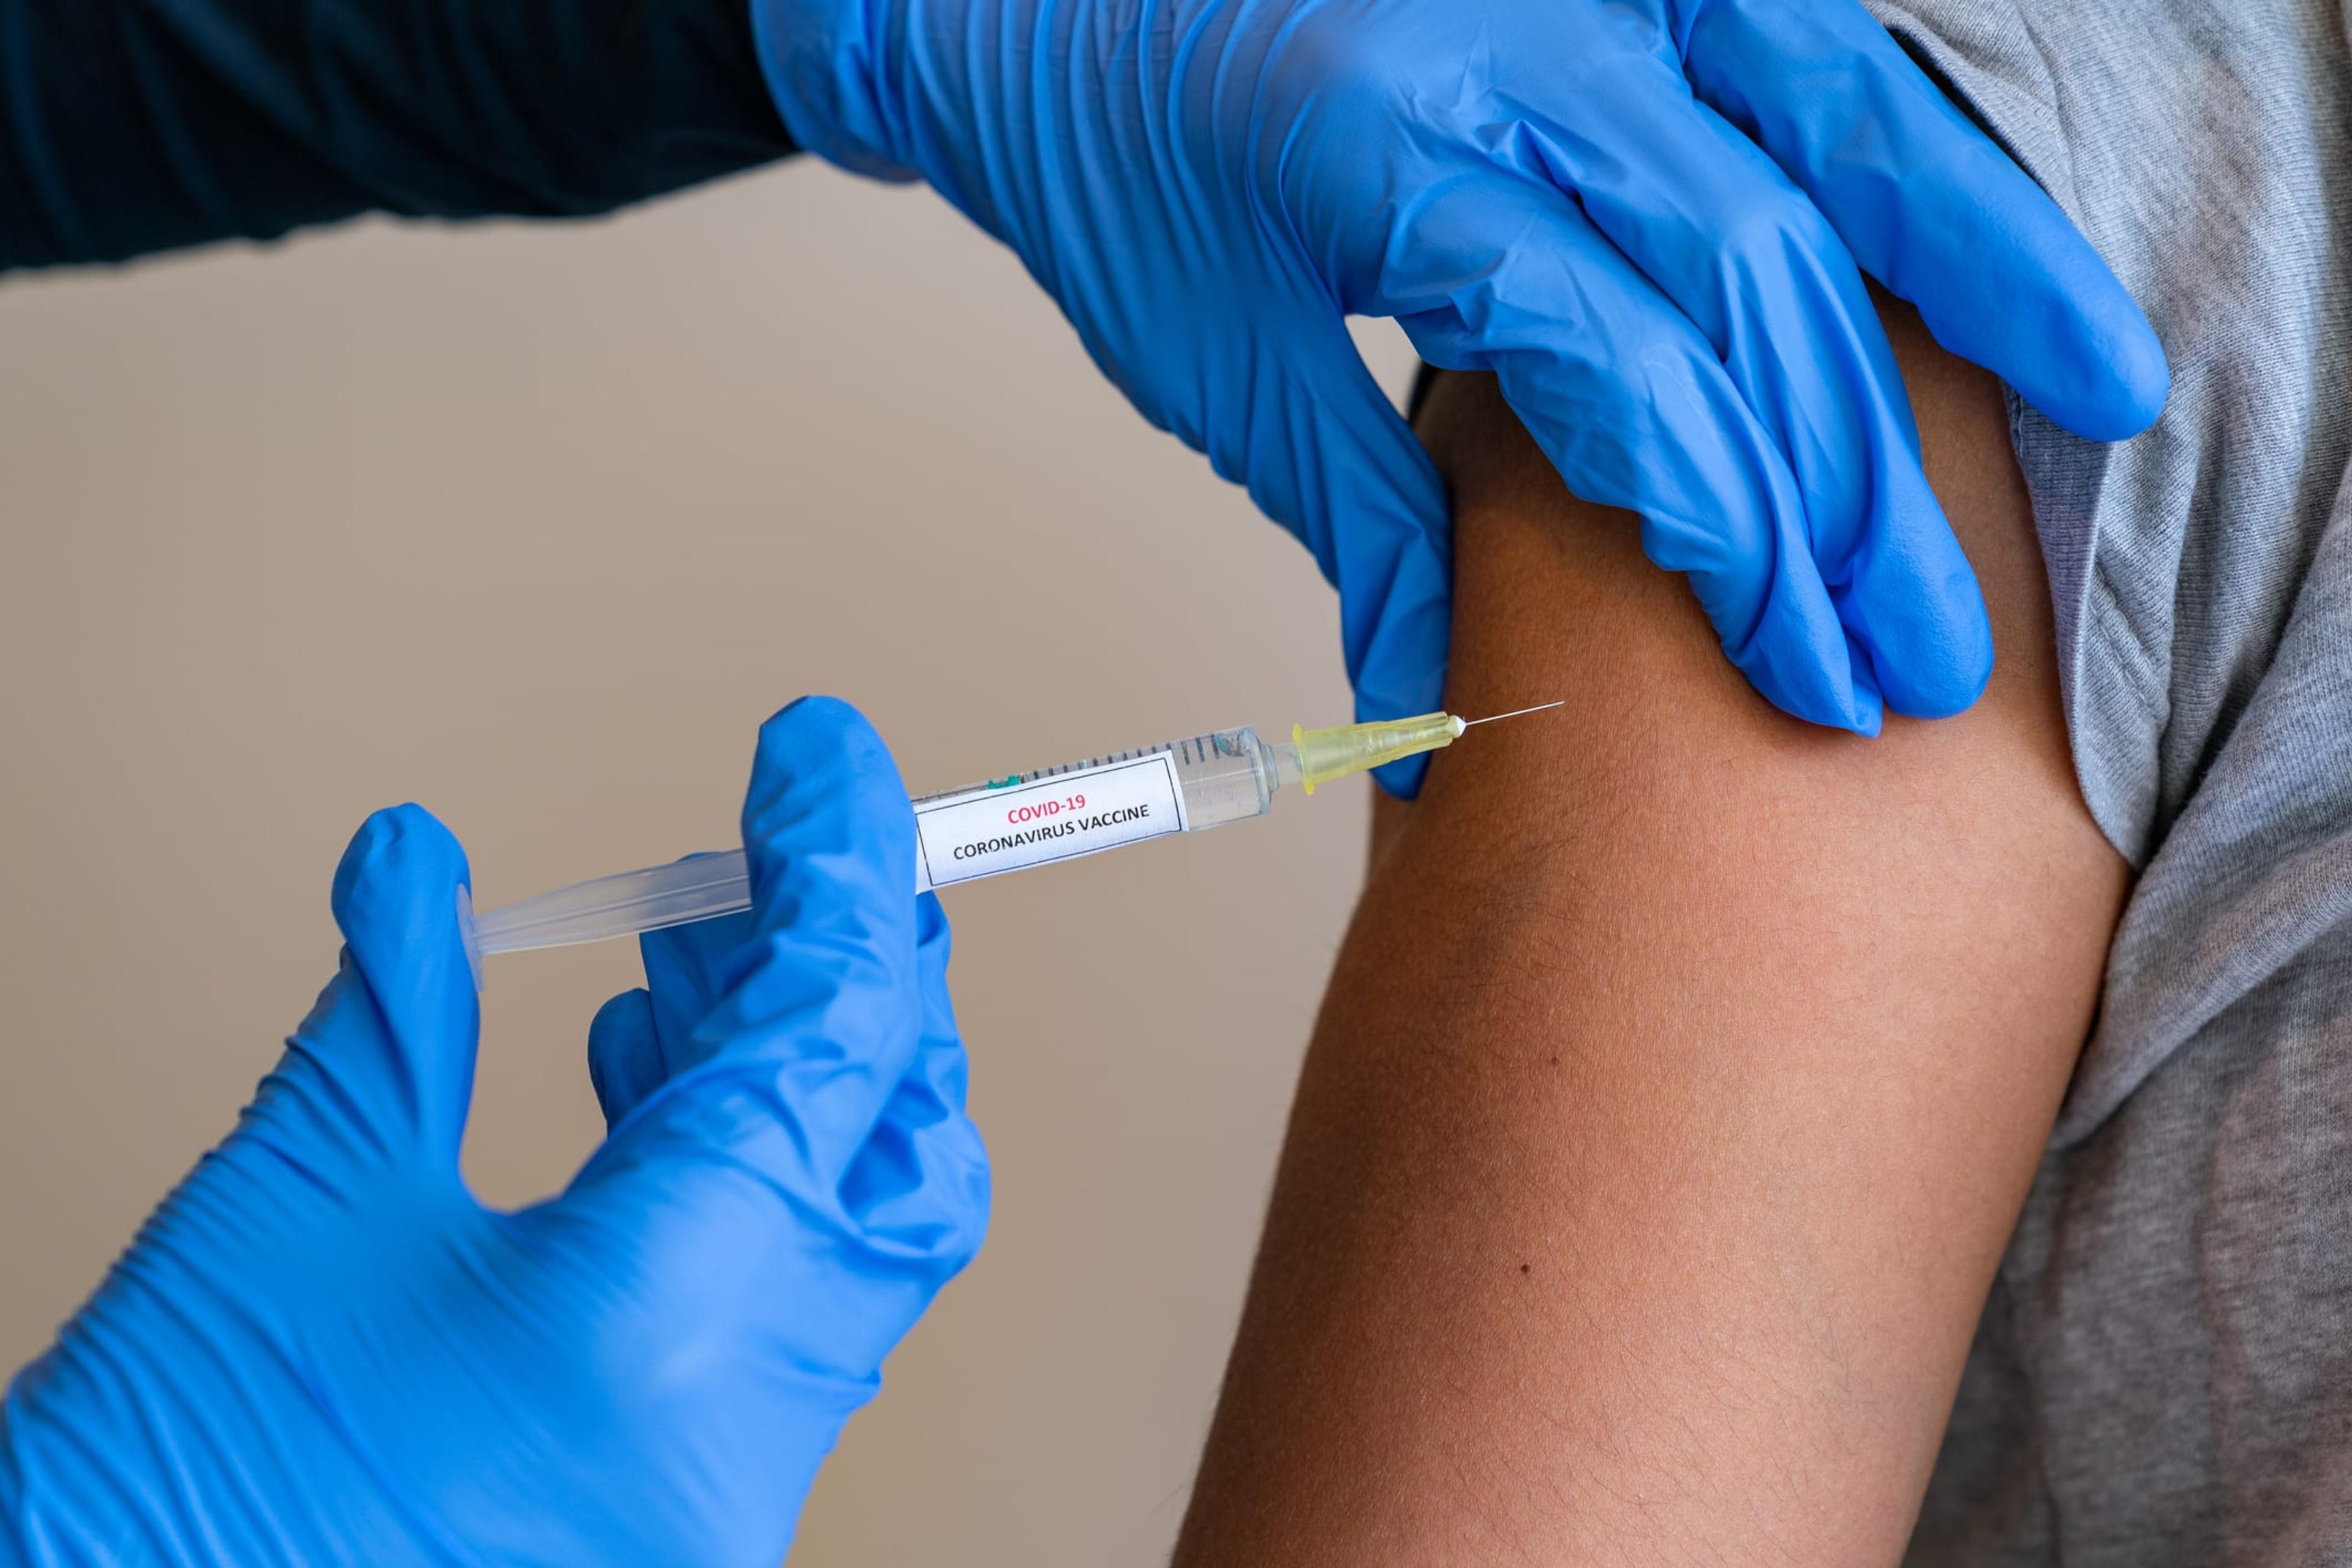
left=570, top=698, right=931, bottom=1206
left=1205, top=314, right=1452, bottom=798
left=263, top=805, right=481, bottom=1177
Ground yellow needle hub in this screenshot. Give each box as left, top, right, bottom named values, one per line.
left=1291, top=711, right=1467, bottom=794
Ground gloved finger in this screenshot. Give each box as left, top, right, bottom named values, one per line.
left=581, top=888, right=760, bottom=1133
left=586, top=989, right=665, bottom=1131
left=823, top=894, right=991, bottom=1369
left=1518, top=74, right=1990, bottom=715
left=638, top=900, right=756, bottom=1051
left=1196, top=308, right=1452, bottom=796
left=1682, top=0, right=2168, bottom=440
left=1379, top=173, right=1875, bottom=733
left=581, top=696, right=927, bottom=1194
left=266, top=805, right=480, bottom=1172
left=840, top=894, right=989, bottom=1259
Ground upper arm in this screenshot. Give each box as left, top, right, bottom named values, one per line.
left=1175, top=298, right=2128, bottom=1565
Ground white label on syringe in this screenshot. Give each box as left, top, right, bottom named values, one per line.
left=914, top=750, right=1190, bottom=890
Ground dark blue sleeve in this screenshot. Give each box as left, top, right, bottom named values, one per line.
left=0, top=0, right=796, bottom=270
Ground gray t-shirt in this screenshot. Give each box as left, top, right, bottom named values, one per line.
left=1859, top=1, right=2352, bottom=1561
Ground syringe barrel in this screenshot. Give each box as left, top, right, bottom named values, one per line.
left=899, top=726, right=1278, bottom=887
left=903, top=726, right=1284, bottom=832
left=1156, top=727, right=1283, bottom=829
left=470, top=726, right=1289, bottom=957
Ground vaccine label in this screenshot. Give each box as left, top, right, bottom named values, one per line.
left=915, top=750, right=1190, bottom=889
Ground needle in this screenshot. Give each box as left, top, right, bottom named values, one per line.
left=1459, top=699, right=1566, bottom=728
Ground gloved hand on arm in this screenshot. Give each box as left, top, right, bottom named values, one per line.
left=0, top=0, right=2168, bottom=789
left=756, top=0, right=2171, bottom=790
left=0, top=696, right=987, bottom=1566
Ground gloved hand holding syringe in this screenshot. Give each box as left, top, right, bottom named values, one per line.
left=468, top=701, right=1562, bottom=959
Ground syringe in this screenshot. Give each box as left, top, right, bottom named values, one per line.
left=467, top=703, right=1561, bottom=957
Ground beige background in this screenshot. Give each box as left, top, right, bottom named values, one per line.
left=0, top=162, right=1419, bottom=1563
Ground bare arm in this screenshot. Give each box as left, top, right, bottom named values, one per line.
left=1173, top=299, right=2128, bottom=1565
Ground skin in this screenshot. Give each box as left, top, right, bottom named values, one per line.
left=1170, top=299, right=2130, bottom=1566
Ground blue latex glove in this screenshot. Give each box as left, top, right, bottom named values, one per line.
left=755, top=0, right=2169, bottom=787
left=0, top=697, right=987, bottom=1567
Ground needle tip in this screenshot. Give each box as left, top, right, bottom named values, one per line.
left=1459, top=699, right=1566, bottom=728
